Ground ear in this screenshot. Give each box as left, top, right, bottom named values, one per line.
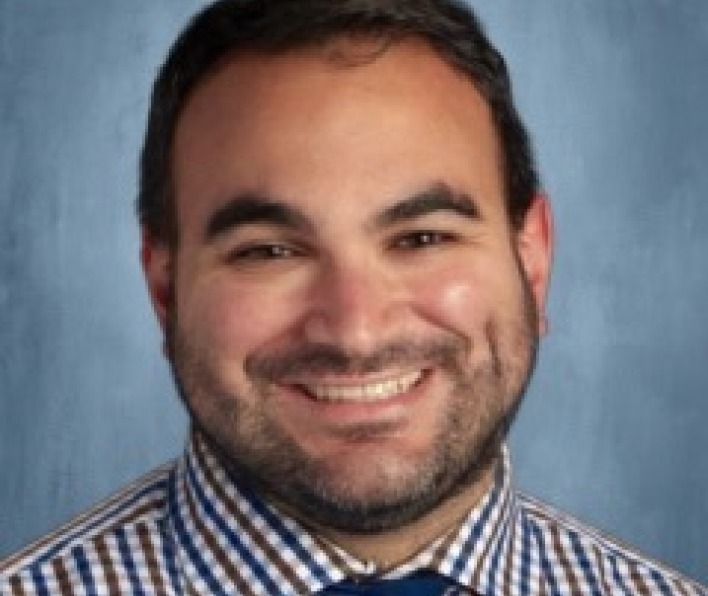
left=140, top=228, right=172, bottom=334
left=515, top=193, right=553, bottom=336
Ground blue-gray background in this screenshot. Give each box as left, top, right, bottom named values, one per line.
left=1, top=0, right=706, bottom=583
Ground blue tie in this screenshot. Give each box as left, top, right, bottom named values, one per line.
left=321, top=570, right=466, bottom=594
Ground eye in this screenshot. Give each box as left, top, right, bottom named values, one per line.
left=391, top=230, right=457, bottom=250
left=227, top=243, right=300, bottom=262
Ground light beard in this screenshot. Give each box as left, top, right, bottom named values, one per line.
left=167, top=276, right=538, bottom=534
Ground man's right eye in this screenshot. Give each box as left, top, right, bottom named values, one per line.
left=227, top=243, right=299, bottom=262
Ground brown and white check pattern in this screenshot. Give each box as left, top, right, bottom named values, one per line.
left=2, top=431, right=705, bottom=595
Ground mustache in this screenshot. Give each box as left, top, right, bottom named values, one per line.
left=244, top=337, right=470, bottom=382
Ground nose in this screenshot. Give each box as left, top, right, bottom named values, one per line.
left=299, top=254, right=410, bottom=353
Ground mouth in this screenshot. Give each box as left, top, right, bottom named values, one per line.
left=294, top=370, right=424, bottom=403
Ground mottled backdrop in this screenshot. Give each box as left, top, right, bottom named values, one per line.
left=1, top=0, right=706, bottom=583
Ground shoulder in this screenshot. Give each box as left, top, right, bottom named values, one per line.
left=0, top=462, right=176, bottom=594
left=516, top=491, right=707, bottom=595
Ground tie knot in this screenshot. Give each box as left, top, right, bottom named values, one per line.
left=322, top=569, right=466, bottom=594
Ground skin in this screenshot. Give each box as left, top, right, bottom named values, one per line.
left=142, top=38, right=553, bottom=567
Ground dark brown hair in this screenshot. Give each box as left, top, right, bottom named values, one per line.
left=137, top=0, right=539, bottom=243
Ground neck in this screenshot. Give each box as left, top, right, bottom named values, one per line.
left=287, top=459, right=499, bottom=570
left=198, top=429, right=502, bottom=569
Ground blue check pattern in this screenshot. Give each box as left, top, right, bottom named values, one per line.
left=1, top=430, right=705, bottom=595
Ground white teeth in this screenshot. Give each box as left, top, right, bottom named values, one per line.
left=306, top=371, right=422, bottom=402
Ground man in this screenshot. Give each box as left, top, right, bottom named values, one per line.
left=1, top=0, right=704, bottom=594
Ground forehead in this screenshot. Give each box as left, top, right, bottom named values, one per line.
left=172, top=38, right=505, bottom=235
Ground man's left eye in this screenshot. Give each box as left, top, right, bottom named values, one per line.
left=391, top=231, right=456, bottom=250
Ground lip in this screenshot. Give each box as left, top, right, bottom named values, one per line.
left=296, top=370, right=423, bottom=402
left=274, top=368, right=432, bottom=427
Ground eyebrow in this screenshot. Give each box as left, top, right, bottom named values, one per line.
left=204, top=183, right=481, bottom=242
left=373, top=183, right=482, bottom=229
left=204, top=193, right=314, bottom=241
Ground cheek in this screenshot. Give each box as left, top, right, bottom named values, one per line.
left=439, top=279, right=478, bottom=321
left=415, top=277, right=481, bottom=333
left=410, top=261, right=523, bottom=334
left=176, top=277, right=298, bottom=357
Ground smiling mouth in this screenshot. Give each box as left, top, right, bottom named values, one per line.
left=296, top=370, right=424, bottom=402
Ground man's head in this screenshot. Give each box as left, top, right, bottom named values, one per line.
left=140, top=0, right=552, bottom=536
left=137, top=0, right=539, bottom=245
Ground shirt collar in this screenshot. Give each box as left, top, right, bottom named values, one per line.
left=168, top=430, right=516, bottom=595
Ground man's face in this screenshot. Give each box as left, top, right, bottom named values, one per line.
left=144, top=39, right=552, bottom=532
